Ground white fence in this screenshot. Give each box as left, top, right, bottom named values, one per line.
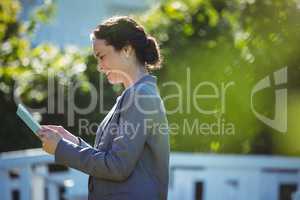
left=1, top=149, right=300, bottom=200
left=0, top=149, right=87, bottom=200
left=168, top=153, right=300, bottom=200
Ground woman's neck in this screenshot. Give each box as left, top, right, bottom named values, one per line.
left=123, top=66, right=148, bottom=89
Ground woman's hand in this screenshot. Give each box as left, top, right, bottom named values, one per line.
left=41, top=125, right=79, bottom=145
left=38, top=127, right=62, bottom=155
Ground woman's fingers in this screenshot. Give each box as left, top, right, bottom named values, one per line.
left=40, top=126, right=52, bottom=133
left=37, top=129, right=53, bottom=140
left=46, top=125, right=62, bottom=129
left=41, top=125, right=54, bottom=130
left=37, top=129, right=45, bottom=139
left=40, top=126, right=59, bottom=135
left=42, top=125, right=66, bottom=136
left=39, top=125, right=67, bottom=143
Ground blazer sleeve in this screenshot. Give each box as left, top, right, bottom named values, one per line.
left=77, top=137, right=92, bottom=148
left=54, top=87, right=159, bottom=181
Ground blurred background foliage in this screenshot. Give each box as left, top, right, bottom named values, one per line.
left=1, top=0, right=300, bottom=156
left=139, top=0, right=300, bottom=155
left=0, top=0, right=117, bottom=152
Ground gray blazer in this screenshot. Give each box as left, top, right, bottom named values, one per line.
left=55, top=74, right=170, bottom=200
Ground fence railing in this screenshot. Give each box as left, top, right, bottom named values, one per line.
left=1, top=149, right=300, bottom=200
left=0, top=149, right=87, bottom=200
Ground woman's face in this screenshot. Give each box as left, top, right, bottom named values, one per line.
left=92, top=39, right=129, bottom=84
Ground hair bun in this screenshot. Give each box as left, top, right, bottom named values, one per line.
left=144, top=37, right=161, bottom=69
left=146, top=37, right=152, bottom=47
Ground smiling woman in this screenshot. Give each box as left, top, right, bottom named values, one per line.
left=90, top=16, right=162, bottom=87
left=38, top=16, right=170, bottom=200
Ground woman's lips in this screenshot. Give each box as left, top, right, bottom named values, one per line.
left=99, top=68, right=110, bottom=76
left=103, top=70, right=111, bottom=76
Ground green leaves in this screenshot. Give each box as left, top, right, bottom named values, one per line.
left=139, top=0, right=232, bottom=50
left=30, top=0, right=56, bottom=24
left=0, top=0, right=98, bottom=152
left=140, top=0, right=300, bottom=154
left=164, top=1, right=187, bottom=20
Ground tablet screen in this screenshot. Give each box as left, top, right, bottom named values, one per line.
left=16, top=104, right=41, bottom=134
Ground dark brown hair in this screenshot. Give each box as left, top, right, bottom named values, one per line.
left=91, top=16, right=162, bottom=70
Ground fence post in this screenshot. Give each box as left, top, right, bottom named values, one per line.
left=19, top=166, right=32, bottom=200
left=32, top=165, right=47, bottom=200
left=48, top=181, right=60, bottom=200
left=0, top=169, right=12, bottom=200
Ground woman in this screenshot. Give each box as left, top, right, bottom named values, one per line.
left=38, top=16, right=170, bottom=200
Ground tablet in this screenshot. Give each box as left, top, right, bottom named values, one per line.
left=16, top=104, right=41, bottom=135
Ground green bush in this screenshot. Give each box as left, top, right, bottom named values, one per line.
left=0, top=0, right=117, bottom=152
left=139, top=0, right=300, bottom=155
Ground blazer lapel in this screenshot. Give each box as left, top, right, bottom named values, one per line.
left=94, top=96, right=123, bottom=148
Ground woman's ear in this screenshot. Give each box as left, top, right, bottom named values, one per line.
left=122, top=45, right=133, bottom=58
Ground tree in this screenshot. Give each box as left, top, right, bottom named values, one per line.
left=0, top=0, right=117, bottom=152
left=139, top=0, right=300, bottom=154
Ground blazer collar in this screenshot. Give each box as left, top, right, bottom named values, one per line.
left=134, top=73, right=157, bottom=86
left=121, top=74, right=157, bottom=95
